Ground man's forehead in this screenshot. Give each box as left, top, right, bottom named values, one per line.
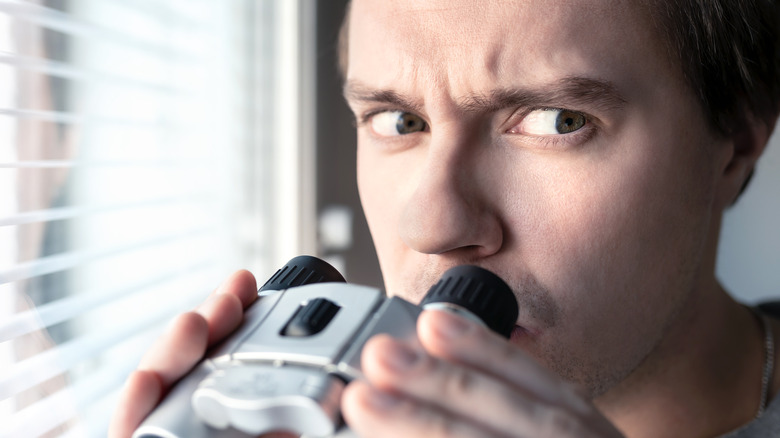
left=350, top=0, right=633, bottom=36
left=347, top=0, right=665, bottom=104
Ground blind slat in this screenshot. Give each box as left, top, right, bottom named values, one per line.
left=0, top=258, right=214, bottom=342
left=0, top=159, right=213, bottom=168
left=0, top=160, right=77, bottom=168
left=0, top=107, right=83, bottom=124
left=0, top=227, right=212, bottom=284
left=0, top=52, right=191, bottom=96
left=0, top=195, right=211, bottom=227
left=0, top=107, right=186, bottom=127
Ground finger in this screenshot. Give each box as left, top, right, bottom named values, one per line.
left=342, top=379, right=505, bottom=438
left=361, top=334, right=572, bottom=437
left=108, top=370, right=162, bottom=438
left=138, top=311, right=209, bottom=388
left=195, top=270, right=257, bottom=345
left=417, top=310, right=591, bottom=415
left=196, top=292, right=243, bottom=345
left=210, top=269, right=258, bottom=309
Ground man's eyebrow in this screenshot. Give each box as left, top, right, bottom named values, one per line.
left=343, top=80, right=425, bottom=114
left=461, top=77, right=627, bottom=113
left=343, top=76, right=626, bottom=115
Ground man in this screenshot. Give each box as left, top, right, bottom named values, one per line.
left=110, top=0, right=780, bottom=437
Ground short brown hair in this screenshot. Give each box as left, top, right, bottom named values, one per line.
left=650, top=0, right=780, bottom=134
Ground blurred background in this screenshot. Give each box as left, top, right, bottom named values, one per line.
left=0, top=0, right=776, bottom=437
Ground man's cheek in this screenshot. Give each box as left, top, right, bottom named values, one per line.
left=518, top=197, right=642, bottom=313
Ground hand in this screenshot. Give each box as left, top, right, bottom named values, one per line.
left=341, top=310, right=625, bottom=438
left=108, top=270, right=260, bottom=438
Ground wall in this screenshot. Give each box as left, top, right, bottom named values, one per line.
left=315, top=0, right=383, bottom=287
left=718, top=131, right=780, bottom=303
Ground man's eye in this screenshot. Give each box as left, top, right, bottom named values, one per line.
left=369, top=111, right=427, bottom=136
left=515, top=108, right=587, bottom=135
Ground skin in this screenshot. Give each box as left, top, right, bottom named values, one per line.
left=110, top=1, right=778, bottom=437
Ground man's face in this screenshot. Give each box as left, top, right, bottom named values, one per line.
left=344, top=0, right=731, bottom=396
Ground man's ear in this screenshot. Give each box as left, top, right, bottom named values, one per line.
left=717, top=113, right=777, bottom=207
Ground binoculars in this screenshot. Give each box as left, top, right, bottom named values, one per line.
left=133, top=255, right=518, bottom=438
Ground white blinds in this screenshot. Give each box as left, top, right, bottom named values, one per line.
left=0, top=0, right=312, bottom=436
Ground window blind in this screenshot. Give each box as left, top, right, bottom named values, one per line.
left=0, top=0, right=315, bottom=436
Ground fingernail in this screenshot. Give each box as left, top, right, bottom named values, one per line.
left=431, top=310, right=472, bottom=339
left=378, top=340, right=420, bottom=371
left=366, top=388, right=401, bottom=410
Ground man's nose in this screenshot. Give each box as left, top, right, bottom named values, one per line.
left=398, top=135, right=503, bottom=257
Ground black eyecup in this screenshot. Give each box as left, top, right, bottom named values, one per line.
left=259, top=255, right=347, bottom=293
left=420, top=265, right=518, bottom=339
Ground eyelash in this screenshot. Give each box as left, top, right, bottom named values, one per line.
left=356, top=108, right=411, bottom=127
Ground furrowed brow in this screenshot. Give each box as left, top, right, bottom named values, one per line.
left=343, top=76, right=626, bottom=117
left=343, top=80, right=424, bottom=114
left=460, top=76, right=627, bottom=113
